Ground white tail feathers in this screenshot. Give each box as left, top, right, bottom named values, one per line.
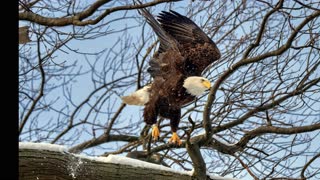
left=121, top=85, right=151, bottom=106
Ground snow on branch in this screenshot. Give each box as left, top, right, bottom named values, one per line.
left=19, top=142, right=240, bottom=180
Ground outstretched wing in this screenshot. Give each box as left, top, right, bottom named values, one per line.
left=138, top=8, right=184, bottom=79
left=158, top=10, right=221, bottom=75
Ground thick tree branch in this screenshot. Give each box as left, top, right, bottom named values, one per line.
left=186, top=141, right=206, bottom=179
left=19, top=0, right=179, bottom=26
left=19, top=147, right=194, bottom=180
left=236, top=123, right=320, bottom=148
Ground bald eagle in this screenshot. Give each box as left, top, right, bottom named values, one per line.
left=122, top=9, right=220, bottom=145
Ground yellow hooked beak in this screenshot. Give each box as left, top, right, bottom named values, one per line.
left=202, top=80, right=211, bottom=89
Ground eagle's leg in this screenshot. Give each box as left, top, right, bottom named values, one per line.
left=168, top=110, right=182, bottom=145
left=143, top=102, right=160, bottom=141
left=151, top=124, right=160, bottom=141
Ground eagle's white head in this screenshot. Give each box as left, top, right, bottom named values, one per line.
left=183, top=76, right=211, bottom=96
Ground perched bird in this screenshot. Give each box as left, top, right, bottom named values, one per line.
left=122, top=8, right=220, bottom=145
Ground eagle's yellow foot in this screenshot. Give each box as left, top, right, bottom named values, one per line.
left=168, top=132, right=182, bottom=146
left=151, top=124, right=160, bottom=141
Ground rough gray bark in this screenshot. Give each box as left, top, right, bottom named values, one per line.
left=19, top=148, right=195, bottom=180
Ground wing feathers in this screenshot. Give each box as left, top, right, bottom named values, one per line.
left=139, top=8, right=220, bottom=78
left=138, top=8, right=178, bottom=53
left=158, top=10, right=211, bottom=44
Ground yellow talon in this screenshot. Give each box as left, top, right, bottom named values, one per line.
left=151, top=124, right=160, bottom=141
left=168, top=132, right=182, bottom=145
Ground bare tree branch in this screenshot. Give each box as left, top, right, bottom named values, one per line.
left=19, top=0, right=180, bottom=26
